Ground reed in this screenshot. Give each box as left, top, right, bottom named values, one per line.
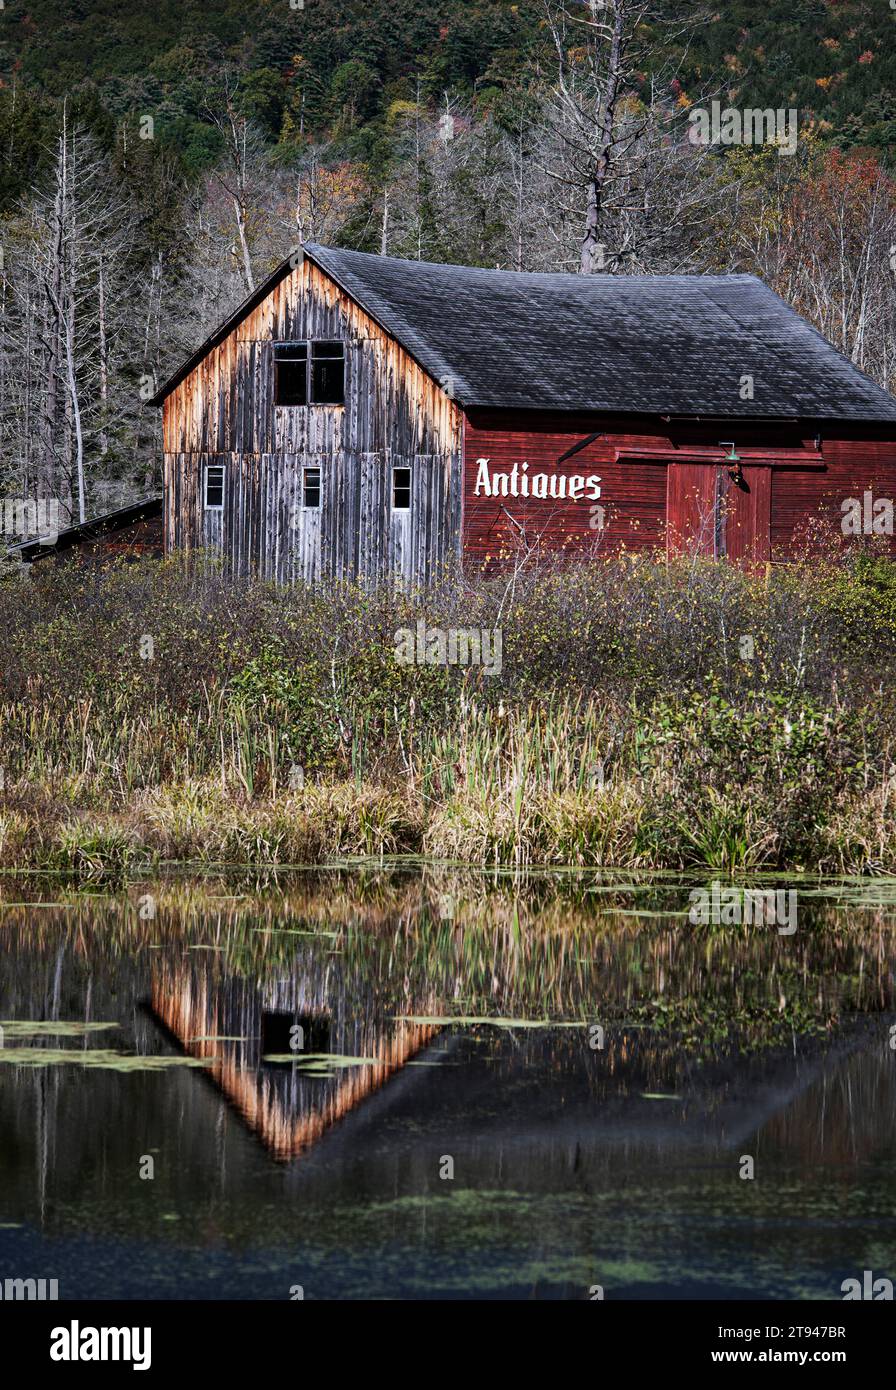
left=1, top=551, right=896, bottom=874
left=0, top=715, right=892, bottom=876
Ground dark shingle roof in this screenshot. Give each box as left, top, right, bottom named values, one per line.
left=153, top=244, right=896, bottom=422
left=308, top=245, right=896, bottom=420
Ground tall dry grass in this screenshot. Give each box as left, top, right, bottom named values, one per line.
left=2, top=548, right=896, bottom=875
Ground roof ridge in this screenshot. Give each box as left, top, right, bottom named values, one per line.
left=308, top=243, right=759, bottom=285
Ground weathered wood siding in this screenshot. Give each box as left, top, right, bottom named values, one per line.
left=163, top=259, right=463, bottom=584
left=463, top=409, right=896, bottom=566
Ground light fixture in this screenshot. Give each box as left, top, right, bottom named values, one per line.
left=720, top=442, right=744, bottom=487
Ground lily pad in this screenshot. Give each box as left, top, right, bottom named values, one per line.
left=585, top=885, right=653, bottom=894
left=0, top=903, right=77, bottom=909
left=251, top=928, right=340, bottom=938
left=0, top=1020, right=118, bottom=1038
left=600, top=909, right=691, bottom=918
left=0, top=1048, right=218, bottom=1071
left=262, top=1053, right=380, bottom=1067
left=187, top=1035, right=248, bottom=1043
left=393, top=1015, right=586, bottom=1029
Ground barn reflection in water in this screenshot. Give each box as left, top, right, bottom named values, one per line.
left=3, top=874, right=896, bottom=1298
left=150, top=959, right=439, bottom=1160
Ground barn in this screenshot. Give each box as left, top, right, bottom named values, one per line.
left=151, top=245, right=896, bottom=582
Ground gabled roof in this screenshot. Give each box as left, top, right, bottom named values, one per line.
left=151, top=244, right=896, bottom=422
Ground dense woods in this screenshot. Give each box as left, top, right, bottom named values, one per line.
left=0, top=0, right=894, bottom=529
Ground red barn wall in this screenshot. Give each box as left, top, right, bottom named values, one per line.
left=770, top=433, right=896, bottom=559
left=462, top=410, right=896, bottom=566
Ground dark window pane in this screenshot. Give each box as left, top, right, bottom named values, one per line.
left=392, top=466, right=411, bottom=510
left=274, top=343, right=308, bottom=406
left=304, top=468, right=321, bottom=509
left=311, top=342, right=344, bottom=404
left=204, top=465, right=224, bottom=509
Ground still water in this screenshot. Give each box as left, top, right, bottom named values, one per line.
left=1, top=866, right=895, bottom=1300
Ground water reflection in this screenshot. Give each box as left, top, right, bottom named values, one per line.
left=0, top=867, right=895, bottom=1298
left=150, top=957, right=439, bottom=1160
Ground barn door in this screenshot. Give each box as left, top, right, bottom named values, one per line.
left=666, top=463, right=720, bottom=557
left=666, top=462, right=770, bottom=564
left=724, top=465, right=770, bottom=566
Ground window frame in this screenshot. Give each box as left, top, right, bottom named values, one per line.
left=274, top=340, right=345, bottom=408
left=273, top=342, right=309, bottom=407
left=203, top=463, right=225, bottom=512
left=303, top=466, right=322, bottom=510
left=392, top=465, right=412, bottom=512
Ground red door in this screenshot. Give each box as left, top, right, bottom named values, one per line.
left=725, top=465, right=771, bottom=565
left=667, top=462, right=770, bottom=565
left=666, top=463, right=718, bottom=557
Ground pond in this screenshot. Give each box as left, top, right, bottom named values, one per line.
left=1, top=865, right=895, bottom=1300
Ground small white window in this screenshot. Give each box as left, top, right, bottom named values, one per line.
left=303, top=467, right=321, bottom=509
left=392, top=466, right=411, bottom=511
left=204, top=464, right=225, bottom=511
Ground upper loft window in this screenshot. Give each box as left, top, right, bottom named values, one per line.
left=274, top=341, right=345, bottom=406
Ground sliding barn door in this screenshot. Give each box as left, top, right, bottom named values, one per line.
left=666, top=462, right=770, bottom=565
left=724, top=466, right=770, bottom=565
left=666, top=463, right=720, bottom=557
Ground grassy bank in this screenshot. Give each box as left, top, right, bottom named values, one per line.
left=3, top=547, right=896, bottom=876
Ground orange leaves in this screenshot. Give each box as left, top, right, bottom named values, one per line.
left=784, top=148, right=896, bottom=244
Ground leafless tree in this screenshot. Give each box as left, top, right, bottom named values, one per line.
left=0, top=113, right=144, bottom=530
left=541, top=0, right=723, bottom=274
left=726, top=143, right=896, bottom=393
left=203, top=79, right=270, bottom=295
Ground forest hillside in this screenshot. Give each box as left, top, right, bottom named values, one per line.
left=0, top=0, right=894, bottom=522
